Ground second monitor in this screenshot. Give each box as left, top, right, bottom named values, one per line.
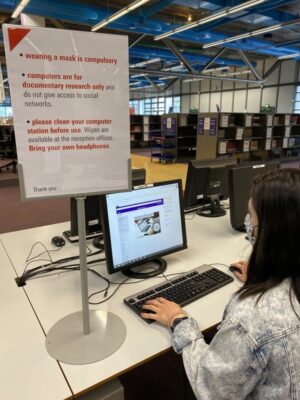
left=184, top=158, right=237, bottom=217
left=63, top=168, right=146, bottom=242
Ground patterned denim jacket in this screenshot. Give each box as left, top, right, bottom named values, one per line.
left=171, top=279, right=300, bottom=399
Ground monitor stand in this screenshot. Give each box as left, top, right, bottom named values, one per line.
left=197, top=195, right=226, bottom=218
left=92, top=236, right=105, bottom=251
left=122, top=258, right=167, bottom=279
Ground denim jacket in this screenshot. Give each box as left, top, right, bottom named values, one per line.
left=171, top=279, right=300, bottom=399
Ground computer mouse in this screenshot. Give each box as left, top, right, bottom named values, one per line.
left=51, top=236, right=65, bottom=247
left=229, top=265, right=241, bottom=273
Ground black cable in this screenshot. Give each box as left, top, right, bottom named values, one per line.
left=88, top=276, right=130, bottom=305
left=18, top=254, right=106, bottom=286
left=22, top=241, right=94, bottom=275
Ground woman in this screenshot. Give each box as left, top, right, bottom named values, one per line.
left=141, top=168, right=300, bottom=399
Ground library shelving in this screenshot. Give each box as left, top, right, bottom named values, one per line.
left=196, top=112, right=300, bottom=162
left=150, top=113, right=197, bottom=163
left=130, top=115, right=161, bottom=148
left=150, top=114, right=177, bottom=163
left=177, top=113, right=198, bottom=162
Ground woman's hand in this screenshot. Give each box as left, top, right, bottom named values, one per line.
left=140, top=297, right=186, bottom=327
left=230, top=260, right=248, bottom=283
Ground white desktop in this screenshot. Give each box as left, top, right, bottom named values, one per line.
left=0, top=197, right=249, bottom=399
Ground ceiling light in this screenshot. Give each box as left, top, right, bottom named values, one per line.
left=183, top=78, right=203, bottom=83
left=278, top=52, right=300, bottom=59
left=91, top=0, right=150, bottom=32
left=160, top=75, right=178, bottom=80
left=162, top=64, right=185, bottom=71
left=187, top=15, right=192, bottom=22
left=228, top=0, right=266, bottom=14
left=131, top=73, right=148, bottom=78
left=216, top=69, right=251, bottom=77
left=203, top=18, right=300, bottom=49
left=12, top=0, right=30, bottom=18
left=130, top=58, right=160, bottom=67
left=202, top=66, right=230, bottom=73
left=154, top=0, right=268, bottom=41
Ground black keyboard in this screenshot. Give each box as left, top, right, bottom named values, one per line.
left=124, top=265, right=234, bottom=323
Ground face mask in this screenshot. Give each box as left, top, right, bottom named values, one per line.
left=244, top=213, right=257, bottom=246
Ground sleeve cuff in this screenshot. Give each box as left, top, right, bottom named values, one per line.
left=171, top=318, right=204, bottom=353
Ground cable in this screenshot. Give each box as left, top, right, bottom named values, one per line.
left=88, top=276, right=130, bottom=305
left=185, top=211, right=196, bottom=220
left=22, top=241, right=93, bottom=276
left=16, top=244, right=105, bottom=286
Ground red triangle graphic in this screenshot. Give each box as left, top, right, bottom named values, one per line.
left=8, top=27, right=31, bottom=51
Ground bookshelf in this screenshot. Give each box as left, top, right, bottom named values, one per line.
left=130, top=115, right=161, bottom=148
left=150, top=114, right=197, bottom=163
left=196, top=112, right=300, bottom=162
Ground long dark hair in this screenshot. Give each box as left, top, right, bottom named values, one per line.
left=238, top=168, right=300, bottom=307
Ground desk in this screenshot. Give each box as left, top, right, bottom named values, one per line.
left=0, top=214, right=250, bottom=399
left=0, top=237, right=72, bottom=399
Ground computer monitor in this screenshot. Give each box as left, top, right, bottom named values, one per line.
left=100, top=180, right=187, bottom=278
left=184, top=158, right=237, bottom=217
left=229, top=161, right=280, bottom=231
left=63, top=168, right=146, bottom=242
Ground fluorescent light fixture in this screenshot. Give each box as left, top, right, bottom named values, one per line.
left=202, top=66, right=229, bottom=73
left=129, top=81, right=142, bottom=86
left=154, top=0, right=268, bottom=41
left=91, top=0, right=150, bottom=32
left=131, top=73, right=148, bottom=78
left=183, top=78, right=203, bottom=83
left=227, top=0, right=266, bottom=14
left=130, top=58, right=160, bottom=68
left=130, top=82, right=165, bottom=90
left=160, top=75, right=178, bottom=80
left=203, top=18, right=300, bottom=49
left=278, top=52, right=300, bottom=60
left=12, top=0, right=30, bottom=18
left=216, top=69, right=251, bottom=77
left=162, top=64, right=185, bottom=71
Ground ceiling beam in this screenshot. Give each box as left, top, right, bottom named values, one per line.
left=163, top=38, right=196, bottom=73
left=129, top=68, right=263, bottom=84
left=237, top=50, right=263, bottom=81
left=200, top=48, right=227, bottom=72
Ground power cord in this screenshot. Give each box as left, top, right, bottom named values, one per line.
left=16, top=241, right=103, bottom=287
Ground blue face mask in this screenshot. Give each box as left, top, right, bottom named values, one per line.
left=244, top=213, right=257, bottom=246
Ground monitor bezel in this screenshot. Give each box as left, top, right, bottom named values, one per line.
left=100, top=179, right=188, bottom=275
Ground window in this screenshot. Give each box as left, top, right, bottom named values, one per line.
left=129, top=96, right=181, bottom=115
left=293, top=86, right=300, bottom=114
left=0, top=106, right=12, bottom=118
left=129, top=100, right=139, bottom=115
left=173, top=96, right=181, bottom=113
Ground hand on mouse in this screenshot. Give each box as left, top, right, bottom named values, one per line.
left=230, top=261, right=248, bottom=283
left=141, top=297, right=186, bottom=327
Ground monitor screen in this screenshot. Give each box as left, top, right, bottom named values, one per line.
left=101, top=180, right=187, bottom=275
left=184, top=158, right=236, bottom=216
left=229, top=161, right=280, bottom=231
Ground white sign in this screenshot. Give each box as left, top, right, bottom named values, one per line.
left=204, top=117, right=210, bottom=130
left=3, top=25, right=130, bottom=198
left=245, top=115, right=252, bottom=127
left=220, top=115, right=228, bottom=127
left=236, top=128, right=244, bottom=140
left=266, top=127, right=272, bottom=138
